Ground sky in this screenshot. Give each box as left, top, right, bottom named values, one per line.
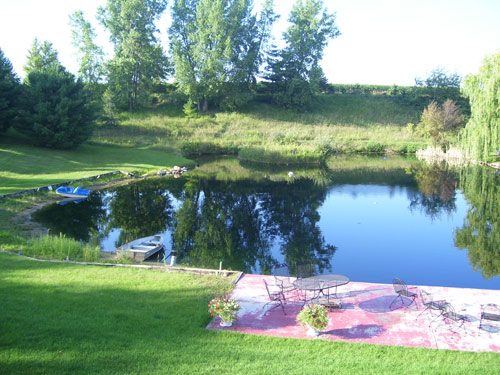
left=0, top=0, right=499, bottom=86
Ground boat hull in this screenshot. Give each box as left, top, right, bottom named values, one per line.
left=116, top=235, right=164, bottom=261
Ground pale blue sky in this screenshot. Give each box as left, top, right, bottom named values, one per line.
left=0, top=0, right=499, bottom=85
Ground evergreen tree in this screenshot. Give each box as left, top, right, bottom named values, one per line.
left=0, top=48, right=20, bottom=134
left=460, top=51, right=500, bottom=160
left=267, top=0, right=339, bottom=110
left=23, top=38, right=60, bottom=75
left=98, top=0, right=169, bottom=111
left=15, top=65, right=94, bottom=149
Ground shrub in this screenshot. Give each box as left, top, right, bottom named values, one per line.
left=296, top=304, right=329, bottom=331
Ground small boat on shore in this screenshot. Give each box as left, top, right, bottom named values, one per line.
left=116, top=235, right=164, bottom=261
left=55, top=186, right=90, bottom=199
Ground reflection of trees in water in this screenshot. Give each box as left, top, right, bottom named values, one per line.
left=107, top=179, right=174, bottom=246
left=31, top=193, right=106, bottom=241
left=455, top=166, right=500, bottom=278
left=409, top=162, right=458, bottom=219
left=173, top=178, right=336, bottom=273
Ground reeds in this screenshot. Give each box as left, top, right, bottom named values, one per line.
left=27, top=233, right=100, bottom=262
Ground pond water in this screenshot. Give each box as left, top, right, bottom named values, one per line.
left=32, top=156, right=500, bottom=290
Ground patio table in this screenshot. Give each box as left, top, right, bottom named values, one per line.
left=293, top=274, right=350, bottom=305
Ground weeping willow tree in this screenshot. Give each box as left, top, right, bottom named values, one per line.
left=460, top=51, right=500, bottom=160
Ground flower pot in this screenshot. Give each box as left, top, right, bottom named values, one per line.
left=306, top=324, right=320, bottom=336
left=220, top=320, right=233, bottom=327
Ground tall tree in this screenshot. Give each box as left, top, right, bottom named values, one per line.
left=0, top=48, right=20, bottom=134
left=460, top=51, right=500, bottom=160
left=170, top=0, right=277, bottom=111
left=23, top=38, right=60, bottom=75
left=69, top=10, right=104, bottom=86
left=98, top=0, right=169, bottom=110
left=267, top=0, right=339, bottom=110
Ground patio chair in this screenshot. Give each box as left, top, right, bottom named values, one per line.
left=263, top=279, right=287, bottom=315
left=389, top=278, right=418, bottom=309
left=479, top=304, right=500, bottom=331
left=417, top=289, right=447, bottom=321
left=437, top=302, right=468, bottom=332
left=296, top=262, right=314, bottom=279
left=273, top=263, right=297, bottom=296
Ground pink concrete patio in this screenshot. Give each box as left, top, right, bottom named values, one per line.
left=207, top=274, right=500, bottom=352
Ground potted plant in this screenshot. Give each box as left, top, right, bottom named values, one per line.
left=208, top=296, right=240, bottom=327
left=296, top=303, right=329, bottom=336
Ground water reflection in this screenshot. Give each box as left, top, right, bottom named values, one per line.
left=31, top=156, right=500, bottom=286
left=454, top=166, right=500, bottom=279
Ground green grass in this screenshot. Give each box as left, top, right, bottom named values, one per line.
left=0, top=140, right=193, bottom=195
left=25, top=233, right=100, bottom=262
left=91, top=95, right=427, bottom=163
left=1, top=253, right=498, bottom=375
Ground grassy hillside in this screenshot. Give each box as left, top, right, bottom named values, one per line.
left=92, top=94, right=428, bottom=163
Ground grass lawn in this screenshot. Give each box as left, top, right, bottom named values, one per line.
left=0, top=140, right=192, bottom=195
left=1, top=253, right=498, bottom=375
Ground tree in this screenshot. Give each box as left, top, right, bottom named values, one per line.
left=98, top=0, right=169, bottom=110
left=15, top=65, right=95, bottom=149
left=415, top=99, right=464, bottom=147
left=266, top=0, right=339, bottom=110
left=460, top=51, right=500, bottom=160
left=169, top=0, right=277, bottom=111
left=415, top=67, right=461, bottom=88
left=0, top=48, right=20, bottom=134
left=69, top=10, right=105, bottom=86
left=23, top=38, right=60, bottom=75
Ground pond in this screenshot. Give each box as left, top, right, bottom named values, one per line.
left=32, top=155, right=500, bottom=290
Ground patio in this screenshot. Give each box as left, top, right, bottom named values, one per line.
left=207, top=274, right=500, bottom=352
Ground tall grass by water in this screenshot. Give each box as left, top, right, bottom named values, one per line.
left=1, top=252, right=498, bottom=375
left=26, top=233, right=100, bottom=262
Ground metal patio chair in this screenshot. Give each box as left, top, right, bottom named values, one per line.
left=263, top=279, right=287, bottom=315
left=479, top=304, right=500, bottom=331
left=273, top=263, right=297, bottom=297
left=389, top=278, right=418, bottom=309
left=296, top=262, right=314, bottom=279
left=417, top=289, right=447, bottom=321
left=436, top=302, right=468, bottom=332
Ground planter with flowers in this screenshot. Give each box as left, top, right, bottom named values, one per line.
left=296, top=303, right=329, bottom=336
left=208, top=296, right=240, bottom=327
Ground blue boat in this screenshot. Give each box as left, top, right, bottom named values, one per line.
left=55, top=186, right=91, bottom=199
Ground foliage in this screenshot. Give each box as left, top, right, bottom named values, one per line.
left=460, top=50, right=500, bottom=160
left=182, top=98, right=198, bottom=118
left=26, top=233, right=100, bottom=261
left=415, top=66, right=461, bottom=88
left=415, top=100, right=464, bottom=147
left=266, top=0, right=339, bottom=110
left=23, top=38, right=60, bottom=75
left=0, top=48, right=20, bottom=134
left=169, top=0, right=277, bottom=111
left=208, top=295, right=240, bottom=322
left=69, top=10, right=105, bottom=104
left=98, top=0, right=169, bottom=110
left=296, top=303, right=329, bottom=331
left=15, top=65, right=95, bottom=149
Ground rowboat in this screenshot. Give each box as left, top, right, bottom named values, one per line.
left=55, top=186, right=90, bottom=199
left=116, top=235, right=164, bottom=261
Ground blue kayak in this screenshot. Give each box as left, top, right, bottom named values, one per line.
left=55, top=186, right=91, bottom=199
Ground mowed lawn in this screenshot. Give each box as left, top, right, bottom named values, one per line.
left=1, top=253, right=498, bottom=375
left=0, top=142, right=192, bottom=195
